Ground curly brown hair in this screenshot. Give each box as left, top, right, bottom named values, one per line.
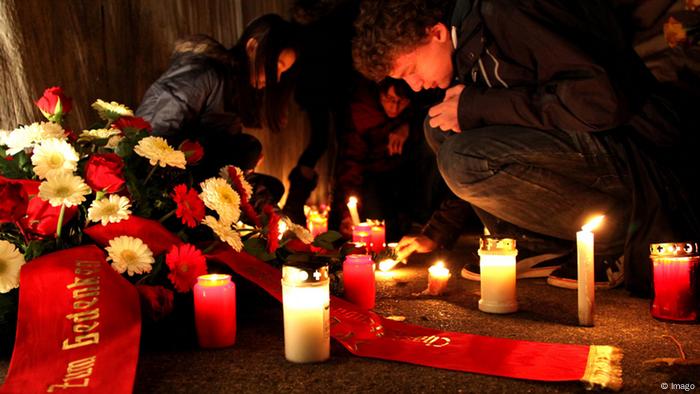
left=352, top=0, right=451, bottom=81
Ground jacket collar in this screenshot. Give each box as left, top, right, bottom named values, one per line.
left=450, top=0, right=484, bottom=82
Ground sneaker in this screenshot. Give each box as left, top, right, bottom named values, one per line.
left=546, top=253, right=624, bottom=290
left=460, top=249, right=568, bottom=281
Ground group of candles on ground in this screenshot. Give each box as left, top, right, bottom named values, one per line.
left=191, top=200, right=699, bottom=363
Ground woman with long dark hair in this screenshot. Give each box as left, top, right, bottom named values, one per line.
left=136, top=14, right=299, bottom=180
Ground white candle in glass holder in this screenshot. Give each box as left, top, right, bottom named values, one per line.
left=478, top=237, right=518, bottom=314
left=282, top=264, right=330, bottom=363
left=577, top=215, right=604, bottom=327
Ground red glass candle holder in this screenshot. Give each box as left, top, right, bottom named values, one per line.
left=343, top=254, right=376, bottom=309
left=650, top=242, right=699, bottom=322
left=194, top=274, right=237, bottom=348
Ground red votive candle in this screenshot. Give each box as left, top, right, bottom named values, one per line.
left=650, top=242, right=699, bottom=322
left=370, top=224, right=386, bottom=254
left=352, top=223, right=371, bottom=242
left=343, top=254, right=376, bottom=309
left=194, top=274, right=237, bottom=348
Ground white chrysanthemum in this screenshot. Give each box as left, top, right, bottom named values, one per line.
left=106, top=236, right=154, bottom=276
left=91, top=99, right=134, bottom=121
left=38, top=173, right=91, bottom=207
left=88, top=195, right=131, bottom=225
left=199, top=177, right=241, bottom=224
left=0, top=240, right=25, bottom=294
left=289, top=222, right=314, bottom=244
left=134, top=136, right=186, bottom=169
left=32, top=122, right=66, bottom=143
left=79, top=128, right=120, bottom=140
left=31, top=138, right=79, bottom=179
left=202, top=216, right=243, bottom=251
left=219, top=165, right=253, bottom=199
left=105, top=135, right=124, bottom=149
left=4, top=125, right=39, bottom=155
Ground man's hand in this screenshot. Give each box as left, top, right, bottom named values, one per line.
left=387, top=123, right=409, bottom=156
left=428, top=84, right=465, bottom=133
left=395, top=234, right=438, bottom=261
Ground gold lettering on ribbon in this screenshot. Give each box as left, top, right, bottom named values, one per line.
left=46, top=356, right=96, bottom=392
left=392, top=335, right=452, bottom=348
left=62, top=260, right=101, bottom=351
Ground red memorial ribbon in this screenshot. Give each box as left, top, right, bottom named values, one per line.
left=0, top=246, right=141, bottom=394
left=207, top=248, right=623, bottom=391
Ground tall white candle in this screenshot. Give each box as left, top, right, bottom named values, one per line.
left=478, top=238, right=518, bottom=314
left=577, top=215, right=604, bottom=327
left=282, top=265, right=330, bottom=363
left=347, top=196, right=361, bottom=226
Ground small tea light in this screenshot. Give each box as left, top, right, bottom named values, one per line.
left=427, top=261, right=450, bottom=295
left=307, top=212, right=328, bottom=238
left=369, top=221, right=386, bottom=254
left=352, top=222, right=371, bottom=242
left=193, top=274, right=236, bottom=348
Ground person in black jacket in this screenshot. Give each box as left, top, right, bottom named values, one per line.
left=353, top=0, right=700, bottom=295
left=136, top=14, right=299, bottom=186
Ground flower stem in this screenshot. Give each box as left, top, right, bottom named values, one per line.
left=56, top=204, right=66, bottom=238
left=202, top=240, right=221, bottom=255
left=13, top=220, right=30, bottom=244
left=144, top=166, right=157, bottom=184
left=159, top=209, right=176, bottom=223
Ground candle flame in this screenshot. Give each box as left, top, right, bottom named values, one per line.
left=198, top=274, right=231, bottom=287
left=378, top=259, right=399, bottom=272
left=278, top=219, right=288, bottom=240
left=433, top=260, right=445, bottom=269
left=582, top=215, right=605, bottom=232
left=347, top=196, right=358, bottom=208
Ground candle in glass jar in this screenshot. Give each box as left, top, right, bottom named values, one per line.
left=370, top=223, right=386, bottom=254
left=343, top=254, right=376, bottom=309
left=347, top=196, right=361, bottom=226
left=194, top=274, right=236, bottom=348
left=352, top=222, right=371, bottom=242
left=650, top=242, right=700, bottom=322
left=478, top=237, right=518, bottom=314
left=282, top=264, right=330, bottom=363
left=577, top=215, right=604, bottom=327
left=307, top=212, right=328, bottom=238
left=427, top=261, right=451, bottom=295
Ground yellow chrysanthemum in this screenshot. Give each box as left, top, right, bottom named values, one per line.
left=202, top=216, right=243, bottom=251
left=38, top=173, right=91, bottom=207
left=79, top=128, right=120, bottom=141
left=134, top=136, right=186, bottom=169
left=0, top=240, right=25, bottom=294
left=105, top=135, right=124, bottom=149
left=199, top=177, right=241, bottom=224
left=31, top=138, right=79, bottom=179
left=106, top=236, right=154, bottom=276
left=91, top=99, right=134, bottom=121
left=219, top=165, right=253, bottom=199
left=32, top=122, right=66, bottom=143
left=87, top=195, right=131, bottom=225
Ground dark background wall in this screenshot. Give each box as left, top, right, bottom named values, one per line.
left=0, top=0, right=331, bottom=206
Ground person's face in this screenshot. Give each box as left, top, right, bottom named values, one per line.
left=379, top=86, right=410, bottom=118
left=388, top=23, right=454, bottom=91
left=248, top=39, right=297, bottom=89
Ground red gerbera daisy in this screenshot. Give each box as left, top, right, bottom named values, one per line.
left=171, top=184, right=206, bottom=228
left=166, top=243, right=207, bottom=293
left=111, top=116, right=153, bottom=132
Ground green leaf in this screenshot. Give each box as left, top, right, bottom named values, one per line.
left=243, top=237, right=276, bottom=262
left=312, top=230, right=344, bottom=250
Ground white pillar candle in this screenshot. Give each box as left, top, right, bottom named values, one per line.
left=347, top=196, right=361, bottom=226
left=282, top=265, right=330, bottom=363
left=577, top=215, right=604, bottom=327
left=427, top=261, right=451, bottom=295
left=478, top=238, right=518, bottom=314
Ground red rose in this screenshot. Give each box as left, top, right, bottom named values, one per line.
left=0, top=180, right=29, bottom=223
left=35, top=87, right=72, bottom=121
left=84, top=153, right=125, bottom=193
left=136, top=285, right=174, bottom=321
left=111, top=116, right=152, bottom=132
left=178, top=139, right=204, bottom=165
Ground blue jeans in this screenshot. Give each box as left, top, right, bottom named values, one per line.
left=425, top=118, right=629, bottom=255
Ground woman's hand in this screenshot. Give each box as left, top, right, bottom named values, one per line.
left=387, top=123, right=410, bottom=155
left=395, top=234, right=438, bottom=261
